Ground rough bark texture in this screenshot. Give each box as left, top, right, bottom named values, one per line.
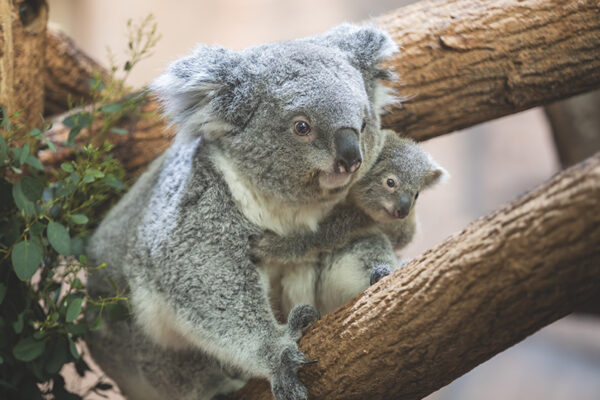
left=0, top=0, right=48, bottom=131
left=44, top=27, right=109, bottom=116
left=231, top=152, right=600, bottom=400
left=377, top=0, right=600, bottom=140
left=39, top=0, right=600, bottom=171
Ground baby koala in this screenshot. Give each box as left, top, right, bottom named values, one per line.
left=252, top=129, right=448, bottom=314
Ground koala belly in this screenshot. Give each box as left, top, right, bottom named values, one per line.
left=259, top=258, right=319, bottom=322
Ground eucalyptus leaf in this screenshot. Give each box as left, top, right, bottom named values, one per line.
left=13, top=337, right=45, bottom=362
left=100, top=103, right=123, bottom=114
left=109, top=127, right=128, bottom=135
left=70, top=214, right=88, bottom=225
left=47, top=221, right=71, bottom=256
left=25, top=155, right=44, bottom=171
left=45, top=339, right=68, bottom=374
left=12, top=182, right=36, bottom=216
left=19, top=143, right=29, bottom=165
left=60, top=163, right=74, bottom=173
left=20, top=177, right=44, bottom=202
left=11, top=240, right=43, bottom=281
left=68, top=337, right=79, bottom=359
left=65, top=297, right=83, bottom=323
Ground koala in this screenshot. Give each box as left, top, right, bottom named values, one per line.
left=85, top=24, right=397, bottom=400
left=252, top=130, right=448, bottom=316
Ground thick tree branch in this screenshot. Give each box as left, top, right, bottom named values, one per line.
left=232, top=152, right=600, bottom=399
left=39, top=0, right=600, bottom=172
left=377, top=0, right=600, bottom=140
left=44, top=28, right=109, bottom=116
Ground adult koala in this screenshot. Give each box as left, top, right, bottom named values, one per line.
left=85, top=24, right=397, bottom=400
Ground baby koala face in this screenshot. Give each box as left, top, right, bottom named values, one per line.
left=350, top=131, right=448, bottom=222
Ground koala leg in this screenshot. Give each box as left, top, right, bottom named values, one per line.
left=317, top=232, right=397, bottom=314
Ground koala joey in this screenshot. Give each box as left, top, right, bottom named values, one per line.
left=85, top=24, right=397, bottom=400
left=252, top=129, right=448, bottom=315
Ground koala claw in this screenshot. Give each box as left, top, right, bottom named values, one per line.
left=287, top=304, right=320, bottom=340
left=370, top=264, right=392, bottom=285
left=271, top=347, right=310, bottom=400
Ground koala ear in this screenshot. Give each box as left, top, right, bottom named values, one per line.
left=318, top=23, right=398, bottom=75
left=151, top=45, right=252, bottom=139
left=423, top=156, right=450, bottom=189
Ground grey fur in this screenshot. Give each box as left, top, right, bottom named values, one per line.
left=86, top=24, right=396, bottom=400
left=252, top=130, right=448, bottom=315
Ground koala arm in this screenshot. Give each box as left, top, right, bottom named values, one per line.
left=252, top=204, right=374, bottom=263
left=379, top=211, right=417, bottom=251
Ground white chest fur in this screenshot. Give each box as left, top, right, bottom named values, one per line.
left=211, top=150, right=335, bottom=235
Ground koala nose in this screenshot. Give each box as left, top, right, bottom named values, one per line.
left=333, top=128, right=362, bottom=174
left=394, top=194, right=413, bottom=219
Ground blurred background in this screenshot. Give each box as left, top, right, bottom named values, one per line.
left=47, top=0, right=600, bottom=399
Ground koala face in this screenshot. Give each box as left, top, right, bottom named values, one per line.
left=152, top=24, right=398, bottom=206
left=351, top=131, right=448, bottom=222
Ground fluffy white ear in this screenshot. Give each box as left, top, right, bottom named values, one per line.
left=423, top=155, right=450, bottom=189
left=317, top=23, right=398, bottom=71
left=150, top=45, right=250, bottom=139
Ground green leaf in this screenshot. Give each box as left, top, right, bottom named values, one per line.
left=28, top=128, right=43, bottom=138
left=104, top=174, right=124, bottom=190
left=25, top=154, right=44, bottom=171
left=109, top=127, right=129, bottom=135
left=20, top=177, right=44, bottom=202
left=71, top=237, right=84, bottom=257
left=67, top=126, right=82, bottom=145
left=68, top=337, right=79, bottom=359
left=82, top=174, right=95, bottom=184
left=0, top=283, right=5, bottom=305
left=19, top=143, right=29, bottom=165
left=70, top=214, right=88, bottom=225
left=45, top=140, right=56, bottom=153
left=45, top=339, right=68, bottom=374
left=29, top=221, right=46, bottom=237
left=11, top=240, right=43, bottom=281
left=13, top=337, right=45, bottom=362
left=60, top=162, right=74, bottom=173
left=13, top=312, right=24, bottom=333
left=124, top=60, right=132, bottom=71
left=88, top=77, right=105, bottom=91
left=90, top=313, right=102, bottom=331
left=12, top=182, right=36, bottom=215
left=67, top=323, right=86, bottom=335
left=63, top=112, right=92, bottom=129
left=0, top=135, right=6, bottom=165
left=66, top=297, right=83, bottom=323
left=47, top=221, right=71, bottom=256
left=100, top=103, right=123, bottom=114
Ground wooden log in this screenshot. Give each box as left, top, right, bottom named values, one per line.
left=231, top=152, right=600, bottom=399
left=43, top=28, right=109, bottom=116
left=0, top=0, right=48, bottom=131
left=39, top=0, right=600, bottom=172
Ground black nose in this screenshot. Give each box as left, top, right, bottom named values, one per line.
left=394, top=194, right=413, bottom=219
left=333, top=128, right=362, bottom=174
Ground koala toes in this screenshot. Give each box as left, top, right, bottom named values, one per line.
left=271, top=347, right=311, bottom=400
left=370, top=264, right=392, bottom=285
left=398, top=257, right=413, bottom=268
left=287, top=304, right=320, bottom=341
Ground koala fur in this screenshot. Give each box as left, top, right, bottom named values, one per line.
left=253, top=130, right=448, bottom=316
left=85, top=24, right=397, bottom=400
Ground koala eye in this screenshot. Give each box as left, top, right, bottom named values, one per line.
left=386, top=178, right=395, bottom=188
left=361, top=119, right=367, bottom=132
left=293, top=120, right=312, bottom=136
left=415, top=191, right=419, bottom=200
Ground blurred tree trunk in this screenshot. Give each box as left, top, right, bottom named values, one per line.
left=0, top=0, right=48, bottom=132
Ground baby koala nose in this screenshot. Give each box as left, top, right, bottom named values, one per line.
left=334, top=128, right=362, bottom=174
left=394, top=194, right=413, bottom=219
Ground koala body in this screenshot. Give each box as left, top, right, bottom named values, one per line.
left=85, top=24, right=396, bottom=400
left=254, top=130, right=448, bottom=316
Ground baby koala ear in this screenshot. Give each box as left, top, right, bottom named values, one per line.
left=423, top=156, right=450, bottom=189
left=319, top=23, right=398, bottom=76
left=151, top=45, right=252, bottom=139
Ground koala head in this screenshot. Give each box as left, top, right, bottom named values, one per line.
left=151, top=23, right=397, bottom=206
left=350, top=130, right=448, bottom=222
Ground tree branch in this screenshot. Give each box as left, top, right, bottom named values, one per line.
left=232, top=152, right=600, bottom=399
left=39, top=0, right=600, bottom=171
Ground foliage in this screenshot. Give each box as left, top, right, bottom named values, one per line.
left=0, top=15, right=160, bottom=399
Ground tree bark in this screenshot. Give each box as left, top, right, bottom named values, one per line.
left=376, top=0, right=600, bottom=140
left=231, top=152, right=600, bottom=400
left=0, top=0, right=48, bottom=132
left=43, top=27, right=109, bottom=117
left=38, top=0, right=600, bottom=170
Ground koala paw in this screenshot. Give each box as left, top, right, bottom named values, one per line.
left=287, top=304, right=320, bottom=341
left=370, top=264, right=392, bottom=285
left=398, top=258, right=413, bottom=268
left=271, top=347, right=311, bottom=400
